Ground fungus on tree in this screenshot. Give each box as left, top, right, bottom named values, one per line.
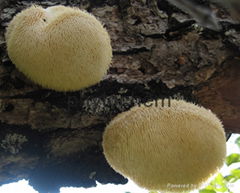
left=103, top=99, right=227, bottom=192
left=6, top=5, right=112, bottom=91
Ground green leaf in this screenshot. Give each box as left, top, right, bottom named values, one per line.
left=210, top=174, right=225, bottom=186
left=207, top=174, right=228, bottom=192
left=199, top=189, right=217, bottom=193
left=226, top=153, right=240, bottom=166
left=235, top=136, right=240, bottom=149
left=224, top=174, right=237, bottom=183
left=230, top=168, right=240, bottom=179
left=214, top=173, right=225, bottom=184
left=224, top=169, right=240, bottom=184
left=203, top=184, right=215, bottom=190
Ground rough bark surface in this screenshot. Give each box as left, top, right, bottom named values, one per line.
left=0, top=0, right=239, bottom=193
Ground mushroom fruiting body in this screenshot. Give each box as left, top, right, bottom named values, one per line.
left=102, top=99, right=226, bottom=192
left=6, top=5, right=112, bottom=91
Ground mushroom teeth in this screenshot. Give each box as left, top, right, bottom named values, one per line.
left=102, top=99, right=226, bottom=192
left=6, top=5, right=112, bottom=91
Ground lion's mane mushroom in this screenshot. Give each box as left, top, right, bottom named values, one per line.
left=102, top=99, right=226, bottom=192
left=5, top=5, right=112, bottom=91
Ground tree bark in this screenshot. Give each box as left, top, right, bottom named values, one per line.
left=0, top=0, right=239, bottom=193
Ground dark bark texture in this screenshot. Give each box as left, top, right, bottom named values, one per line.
left=0, top=0, right=239, bottom=193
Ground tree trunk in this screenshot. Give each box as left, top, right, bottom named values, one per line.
left=0, top=0, right=239, bottom=192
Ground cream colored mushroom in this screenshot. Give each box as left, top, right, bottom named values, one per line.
left=102, top=99, right=226, bottom=192
left=6, top=5, right=112, bottom=91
